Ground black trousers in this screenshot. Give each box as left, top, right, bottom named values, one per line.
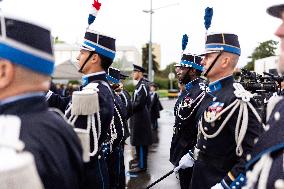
left=108, top=145, right=125, bottom=189
left=179, top=167, right=193, bottom=189
left=135, top=145, right=148, bottom=169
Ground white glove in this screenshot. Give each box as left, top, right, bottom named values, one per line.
left=211, top=183, right=223, bottom=189
left=174, top=153, right=194, bottom=173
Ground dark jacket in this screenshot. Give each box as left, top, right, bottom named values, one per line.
left=170, top=78, right=204, bottom=166
left=130, top=78, right=152, bottom=146
left=0, top=95, right=84, bottom=189
left=191, top=76, right=262, bottom=189
left=149, top=92, right=163, bottom=122
left=119, top=89, right=133, bottom=120
left=245, top=99, right=284, bottom=189
left=48, top=72, right=114, bottom=189
left=48, top=73, right=114, bottom=149
left=119, top=89, right=132, bottom=139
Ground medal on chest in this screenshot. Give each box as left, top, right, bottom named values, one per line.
left=182, top=96, right=193, bottom=108
left=205, top=101, right=224, bottom=123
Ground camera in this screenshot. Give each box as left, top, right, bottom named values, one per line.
left=236, top=69, right=284, bottom=122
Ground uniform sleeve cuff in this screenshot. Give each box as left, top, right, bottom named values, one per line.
left=223, top=173, right=246, bottom=189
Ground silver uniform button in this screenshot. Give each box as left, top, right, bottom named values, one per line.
left=98, top=155, right=101, bottom=159
left=274, top=111, right=281, bottom=121
left=202, top=145, right=206, bottom=149
left=254, top=138, right=259, bottom=144
left=246, top=154, right=251, bottom=161
left=204, top=136, right=207, bottom=140
left=275, top=179, right=284, bottom=188
left=204, top=127, right=208, bottom=131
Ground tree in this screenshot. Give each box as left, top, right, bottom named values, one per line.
left=156, top=62, right=177, bottom=78
left=142, top=43, right=159, bottom=74
left=244, top=40, right=278, bottom=70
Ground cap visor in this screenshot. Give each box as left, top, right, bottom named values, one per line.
left=80, top=45, right=92, bottom=51
left=199, top=50, right=221, bottom=56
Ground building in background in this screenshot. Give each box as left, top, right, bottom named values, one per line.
left=152, top=43, right=161, bottom=69
left=254, top=56, right=280, bottom=75
left=113, top=46, right=142, bottom=71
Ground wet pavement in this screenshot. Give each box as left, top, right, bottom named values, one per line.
left=124, top=99, right=180, bottom=189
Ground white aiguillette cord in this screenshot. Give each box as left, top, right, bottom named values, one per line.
left=200, top=83, right=264, bottom=157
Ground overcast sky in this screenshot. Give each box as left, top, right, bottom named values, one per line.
left=1, top=0, right=282, bottom=69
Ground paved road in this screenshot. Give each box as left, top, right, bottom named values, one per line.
left=125, top=99, right=180, bottom=189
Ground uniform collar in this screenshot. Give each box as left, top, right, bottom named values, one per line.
left=136, top=78, right=146, bottom=87
left=208, top=75, right=233, bottom=93
left=0, top=92, right=44, bottom=106
left=81, top=71, right=107, bottom=86
left=0, top=94, right=47, bottom=114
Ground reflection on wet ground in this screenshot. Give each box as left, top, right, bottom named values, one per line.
left=124, top=99, right=180, bottom=189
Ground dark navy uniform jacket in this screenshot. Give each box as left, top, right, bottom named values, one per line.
left=0, top=95, right=84, bottom=189
left=170, top=78, right=204, bottom=166
left=48, top=72, right=114, bottom=189
left=118, top=89, right=132, bottom=140
left=119, top=89, right=133, bottom=120
left=191, top=76, right=262, bottom=189
left=245, top=99, right=284, bottom=189
left=149, top=92, right=163, bottom=122
left=130, top=78, right=152, bottom=146
left=48, top=72, right=114, bottom=151
left=112, top=94, right=126, bottom=149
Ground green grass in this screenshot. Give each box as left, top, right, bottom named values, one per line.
left=157, top=90, right=169, bottom=98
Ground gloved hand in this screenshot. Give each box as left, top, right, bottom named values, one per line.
left=174, top=153, right=194, bottom=173
left=211, top=183, right=223, bottom=189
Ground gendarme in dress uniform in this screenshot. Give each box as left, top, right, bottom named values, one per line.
left=190, top=33, right=263, bottom=189
left=170, top=52, right=206, bottom=189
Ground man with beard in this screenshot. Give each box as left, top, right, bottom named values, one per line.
left=170, top=54, right=205, bottom=189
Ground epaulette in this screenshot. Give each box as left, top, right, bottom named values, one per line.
left=64, top=83, right=101, bottom=162
left=71, top=83, right=100, bottom=116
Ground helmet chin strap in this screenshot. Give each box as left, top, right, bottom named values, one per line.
left=78, top=51, right=94, bottom=73
left=203, top=52, right=223, bottom=77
